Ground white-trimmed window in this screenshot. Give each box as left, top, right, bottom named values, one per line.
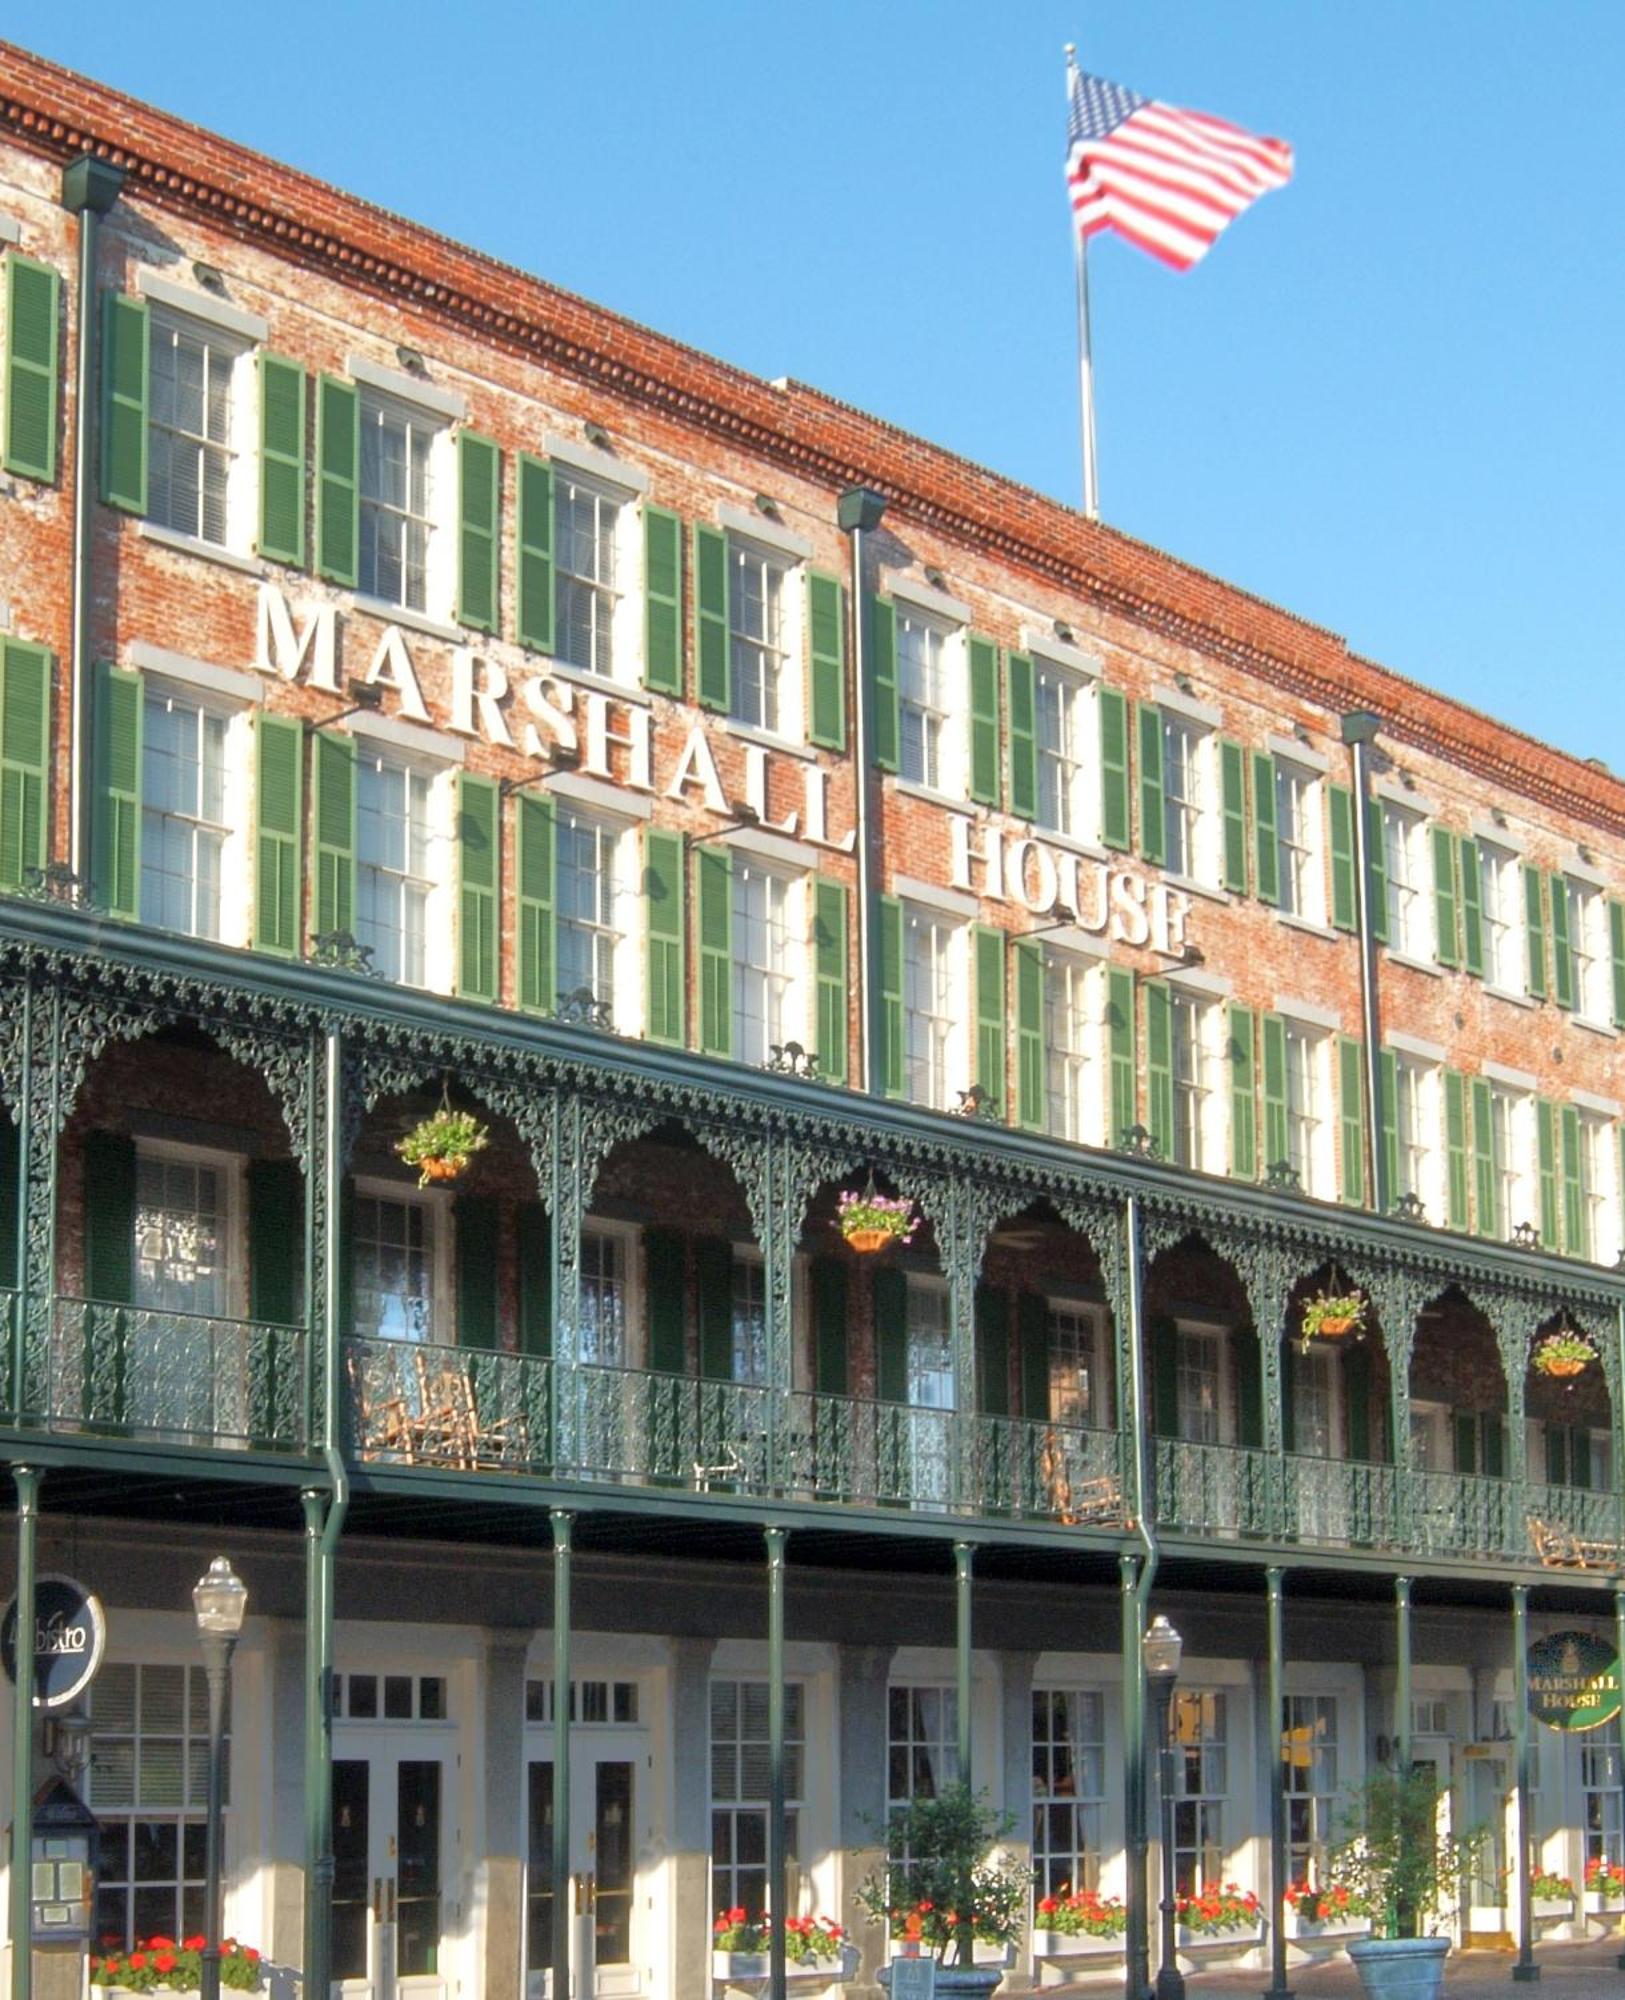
left=733, top=862, right=795, bottom=1066
left=711, top=1679, right=803, bottom=1916
left=140, top=684, right=252, bottom=944
left=731, top=1252, right=768, bottom=1386
left=1391, top=1056, right=1433, bottom=1211
left=1170, top=989, right=1218, bottom=1173
left=555, top=809, right=628, bottom=1016
left=86, top=1661, right=224, bottom=1948
left=1282, top=1694, right=1339, bottom=1885
left=133, top=1141, right=236, bottom=1320
left=1161, top=717, right=1210, bottom=882
left=1486, top=1084, right=1530, bottom=1241
left=1381, top=803, right=1429, bottom=958
left=903, top=905, right=962, bottom=1111
left=897, top=609, right=952, bottom=791
left=1479, top=840, right=1523, bottom=993
left=1290, top=1345, right=1343, bottom=1461
left=147, top=310, right=251, bottom=550
left=356, top=750, right=454, bottom=989
left=352, top=1181, right=445, bottom=1343
left=1584, top=1743, right=1624, bottom=1875
left=1169, top=1689, right=1228, bottom=1895
left=1044, top=951, right=1096, bottom=1142
left=1034, top=660, right=1092, bottom=839
left=1579, top=1111, right=1615, bottom=1263
left=728, top=538, right=792, bottom=735
left=580, top=1223, right=633, bottom=1367
left=1284, top=1023, right=1330, bottom=1197
left=1032, top=1689, right=1106, bottom=1896
left=1567, top=880, right=1609, bottom=1025
left=1275, top=761, right=1322, bottom=923
left=889, top=1683, right=960, bottom=1805
left=1176, top=1324, right=1225, bottom=1446
left=554, top=472, right=624, bottom=677
left=1047, top=1301, right=1109, bottom=1428
left=358, top=392, right=447, bottom=614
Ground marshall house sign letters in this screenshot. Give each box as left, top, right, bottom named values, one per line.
left=1526, top=1630, right=1623, bottom=1733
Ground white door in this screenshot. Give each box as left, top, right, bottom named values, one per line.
left=527, top=1746, right=644, bottom=2000
left=332, top=1740, right=454, bottom=2000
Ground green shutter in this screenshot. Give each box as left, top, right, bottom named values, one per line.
left=968, top=637, right=1000, bottom=806
left=1459, top=836, right=1484, bottom=977
left=1524, top=864, right=1547, bottom=1000
left=1544, top=1426, right=1569, bottom=1488
left=1098, top=686, right=1130, bottom=851
left=1145, top=979, right=1173, bottom=1159
left=248, top=1158, right=303, bottom=1326
left=1252, top=751, right=1279, bottom=906
left=100, top=291, right=148, bottom=513
left=1536, top=1100, right=1559, bottom=1250
left=1345, top=1340, right=1372, bottom=1462
left=1573, top=1426, right=1593, bottom=1491
left=1106, top=965, right=1136, bottom=1146
left=517, top=1203, right=552, bottom=1359
left=315, top=375, right=359, bottom=586
left=807, top=570, right=846, bottom=751
left=812, top=1257, right=848, bottom=1396
left=1432, top=826, right=1460, bottom=968
left=257, top=353, right=306, bottom=566
left=1006, top=652, right=1037, bottom=821
left=1137, top=703, right=1165, bottom=866
left=1481, top=1414, right=1506, bottom=1480
left=516, top=792, right=556, bottom=1014
left=696, top=844, right=732, bottom=1058
left=1014, top=939, right=1044, bottom=1133
left=0, top=638, right=51, bottom=892
left=1378, top=1050, right=1399, bottom=1212
left=642, top=504, right=682, bottom=693
left=644, top=827, right=685, bottom=1046
left=83, top=1131, right=136, bottom=1306
left=1228, top=1004, right=1256, bottom=1180
left=879, top=895, right=904, bottom=1099
left=1261, top=1014, right=1288, bottom=1173
left=1234, top=1321, right=1262, bottom=1449
left=456, top=771, right=499, bottom=1002
left=1560, top=1103, right=1585, bottom=1257
left=0, top=1117, right=16, bottom=1296
left=1453, top=1413, right=1477, bottom=1476
left=1471, top=1076, right=1496, bottom=1238
left=873, top=1266, right=907, bottom=1404
left=869, top=596, right=898, bottom=772
left=455, top=1195, right=500, bottom=1349
left=645, top=1228, right=686, bottom=1374
left=694, top=523, right=729, bottom=711
left=1220, top=739, right=1249, bottom=894
left=1152, top=1317, right=1179, bottom=1438
left=813, top=877, right=848, bottom=1086
left=1444, top=1070, right=1469, bottom=1231
left=1018, top=1291, right=1049, bottom=1422
left=253, top=712, right=303, bottom=957
left=4, top=255, right=60, bottom=482
left=695, top=1238, right=733, bottom=1380
left=516, top=454, right=555, bottom=654
left=1328, top=784, right=1356, bottom=931
left=973, top=925, right=1005, bottom=1109
left=1337, top=1036, right=1364, bottom=1206
left=92, top=661, right=141, bottom=919
left=975, top=1284, right=1010, bottom=1418
left=311, top=729, right=356, bottom=942
left=456, top=431, right=500, bottom=633
left=1550, top=872, right=1574, bottom=1010
left=1366, top=799, right=1389, bottom=945
left=1611, top=900, right=1625, bottom=1028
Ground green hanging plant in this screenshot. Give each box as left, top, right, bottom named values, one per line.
left=1299, top=1289, right=1367, bottom=1351
left=396, top=1102, right=489, bottom=1188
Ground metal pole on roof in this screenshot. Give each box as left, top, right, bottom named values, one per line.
left=1066, top=48, right=1101, bottom=522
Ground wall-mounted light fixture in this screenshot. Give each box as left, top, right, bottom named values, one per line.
left=923, top=566, right=947, bottom=591
left=584, top=421, right=612, bottom=450
left=191, top=260, right=225, bottom=293
left=753, top=494, right=782, bottom=521
left=395, top=345, right=427, bottom=375
left=1052, top=620, right=1075, bottom=645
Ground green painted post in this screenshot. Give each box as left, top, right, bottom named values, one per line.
left=1263, top=1568, right=1292, bottom=2000
left=1122, top=1554, right=1148, bottom=2000
left=551, top=1510, right=573, bottom=2000
left=1511, top=1586, right=1538, bottom=1982
left=9, top=1467, right=37, bottom=2000
left=766, top=1527, right=788, bottom=2000
left=1395, top=1577, right=1413, bottom=1774
left=300, top=1486, right=328, bottom=2000
left=954, top=1542, right=974, bottom=1780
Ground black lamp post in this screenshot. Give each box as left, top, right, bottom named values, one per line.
left=1145, top=1615, right=1186, bottom=2000
left=193, top=1558, right=248, bottom=2000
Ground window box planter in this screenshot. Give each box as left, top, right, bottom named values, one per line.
left=1531, top=1898, right=1575, bottom=1922
left=1586, top=1891, right=1625, bottom=1916
left=714, top=1945, right=857, bottom=1986
left=1174, top=1921, right=1266, bottom=1955
left=1282, top=1907, right=1373, bottom=1944
left=1030, top=1930, right=1124, bottom=1960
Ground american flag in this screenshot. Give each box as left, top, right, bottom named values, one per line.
left=1066, top=64, right=1293, bottom=272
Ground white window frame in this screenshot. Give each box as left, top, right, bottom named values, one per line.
left=551, top=467, right=637, bottom=683
left=353, top=743, right=458, bottom=993
left=1282, top=1692, right=1341, bottom=1886
left=1168, top=1688, right=1229, bottom=1897
left=888, top=1681, right=961, bottom=1808
left=1174, top=1320, right=1230, bottom=1447
left=356, top=387, right=456, bottom=622
left=131, top=1137, right=243, bottom=1322
left=1160, top=716, right=1217, bottom=888
left=726, top=534, right=802, bottom=742
left=729, top=1248, right=769, bottom=1387
left=895, top=607, right=965, bottom=798
left=351, top=1174, right=453, bottom=1345
left=1032, top=658, right=1096, bottom=842
left=1290, top=1344, right=1346, bottom=1463
left=144, top=306, right=255, bottom=555
left=1381, top=803, right=1431, bottom=961
left=1045, top=1298, right=1110, bottom=1429
left=1567, top=879, right=1610, bottom=1026
left=1169, top=987, right=1223, bottom=1174
left=1391, top=1055, right=1443, bottom=1221
left=1031, top=1687, right=1108, bottom=1898
left=139, top=677, right=254, bottom=949
left=581, top=1217, right=641, bottom=1370
left=1487, top=1083, right=1533, bottom=1242
left=1044, top=949, right=1101, bottom=1143
left=710, top=1677, right=806, bottom=1917
left=1274, top=759, right=1324, bottom=925
left=1478, top=839, right=1524, bottom=995
left=902, top=903, right=966, bottom=1112
left=731, top=860, right=804, bottom=1067
left=553, top=805, right=637, bottom=1029
left=1283, top=1023, right=1333, bottom=1198
left=1579, top=1109, right=1616, bottom=1264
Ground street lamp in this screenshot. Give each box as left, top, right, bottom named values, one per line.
left=193, top=1559, right=248, bottom=2000
left=1145, top=1615, right=1186, bottom=2000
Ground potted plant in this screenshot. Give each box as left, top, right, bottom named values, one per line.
left=1282, top=1880, right=1373, bottom=1939
left=90, top=1936, right=263, bottom=1994
left=836, top=1184, right=919, bottom=1255
left=1031, top=1887, right=1127, bottom=1961
left=858, top=1783, right=1032, bottom=1994
left=1173, top=1883, right=1263, bottom=1950
left=712, top=1910, right=854, bottom=1985
left=396, top=1104, right=489, bottom=1187
left=1584, top=1857, right=1625, bottom=1912
left=1300, top=1291, right=1367, bottom=1349
left=1533, top=1330, right=1594, bottom=1379
left=1331, top=1767, right=1484, bottom=2000
left=1530, top=1869, right=1576, bottom=1919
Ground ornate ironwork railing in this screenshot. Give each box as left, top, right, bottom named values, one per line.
left=1279, top=1452, right=1401, bottom=1550
left=39, top=1298, right=306, bottom=1448
left=1409, top=1465, right=1517, bottom=1562
left=1155, top=1437, right=1275, bottom=1539
left=348, top=1334, right=552, bottom=1472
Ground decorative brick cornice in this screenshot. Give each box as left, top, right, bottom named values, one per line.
left=3, top=40, right=1621, bottom=838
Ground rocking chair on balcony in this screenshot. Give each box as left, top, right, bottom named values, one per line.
left=413, top=1351, right=525, bottom=1470
left=1528, top=1513, right=1616, bottom=1570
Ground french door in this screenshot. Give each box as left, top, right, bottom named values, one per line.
left=332, top=1738, right=455, bottom=2000
left=526, top=1746, right=642, bottom=1999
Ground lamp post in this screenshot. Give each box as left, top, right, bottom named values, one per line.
left=193, top=1558, right=248, bottom=2000
left=1145, top=1615, right=1185, bottom=2000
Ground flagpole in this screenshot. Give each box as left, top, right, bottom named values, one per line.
left=1066, top=45, right=1101, bottom=521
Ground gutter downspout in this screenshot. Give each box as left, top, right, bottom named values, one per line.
left=59, top=156, right=125, bottom=893
left=1341, top=711, right=1388, bottom=1217
left=1121, top=1193, right=1158, bottom=2000
left=837, top=487, right=888, bottom=1095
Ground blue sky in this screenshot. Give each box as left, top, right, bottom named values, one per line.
left=18, top=2, right=1625, bottom=766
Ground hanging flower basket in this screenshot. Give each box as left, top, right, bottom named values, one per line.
left=1299, top=1291, right=1366, bottom=1350
left=396, top=1106, right=489, bottom=1188
left=1533, top=1330, right=1595, bottom=1379
left=836, top=1184, right=919, bottom=1254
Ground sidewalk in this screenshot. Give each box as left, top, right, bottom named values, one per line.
left=1185, top=1938, right=1625, bottom=2000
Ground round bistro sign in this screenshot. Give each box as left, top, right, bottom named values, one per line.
left=0, top=1574, right=106, bottom=1711
left=1527, top=1629, right=1622, bottom=1732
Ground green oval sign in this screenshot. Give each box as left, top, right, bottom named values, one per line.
left=1528, top=1630, right=1622, bottom=1732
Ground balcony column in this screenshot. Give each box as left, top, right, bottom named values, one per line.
left=1234, top=1244, right=1294, bottom=1536
left=9, top=1465, right=39, bottom=2000
left=549, top=1096, right=586, bottom=1471
left=946, top=1181, right=981, bottom=1512
left=765, top=1527, right=789, bottom=2000
left=1263, top=1567, right=1292, bottom=2000
left=300, top=1484, right=335, bottom=2000
left=1488, top=1298, right=1530, bottom=1542
left=1510, top=1585, right=1538, bottom=1983
left=550, top=1510, right=573, bottom=2000
left=15, top=979, right=58, bottom=1423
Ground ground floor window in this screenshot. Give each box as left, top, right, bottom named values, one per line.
left=889, top=1683, right=960, bottom=1806
left=1282, top=1694, right=1339, bottom=1885
left=1169, top=1689, right=1227, bottom=1895
left=1584, top=1742, right=1624, bottom=1873
left=1032, top=1688, right=1106, bottom=1895
left=711, top=1679, right=804, bottom=1915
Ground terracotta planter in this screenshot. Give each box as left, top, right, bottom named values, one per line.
left=1540, top=1357, right=1588, bottom=1379
left=843, top=1226, right=899, bottom=1254
left=1315, top=1316, right=1357, bottom=1338
left=418, top=1155, right=464, bottom=1183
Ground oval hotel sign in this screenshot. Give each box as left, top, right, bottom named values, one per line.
left=1527, top=1630, right=1622, bottom=1732
left=0, top=1574, right=106, bottom=1712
